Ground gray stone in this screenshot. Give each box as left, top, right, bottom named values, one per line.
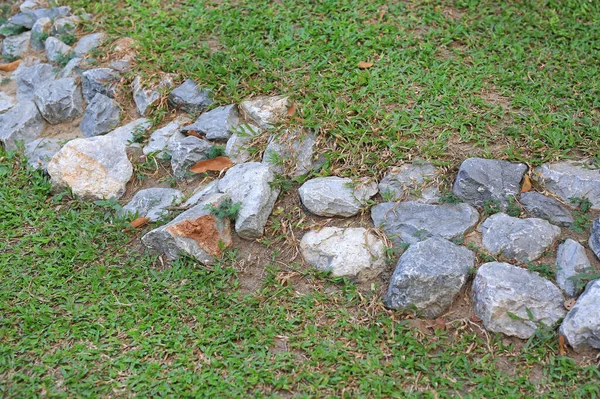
left=453, top=158, right=527, bottom=208
left=181, top=104, right=238, bottom=140
left=0, top=101, right=45, bottom=151
left=45, top=36, right=71, bottom=63
left=262, top=129, right=320, bottom=177
left=142, top=118, right=187, bottom=157
left=520, top=191, right=574, bottom=227
left=535, top=160, right=600, bottom=210
left=556, top=239, right=592, bottom=297
left=46, top=136, right=133, bottom=199
left=560, top=280, right=600, bottom=351
left=16, top=63, right=55, bottom=101
left=479, top=213, right=561, bottom=262
left=9, top=7, right=71, bottom=29
left=20, top=1, right=42, bottom=12
left=379, top=162, right=440, bottom=203
left=33, top=77, right=84, bottom=124
left=300, top=227, right=386, bottom=282
left=2, top=32, right=31, bottom=59
left=58, top=56, right=84, bottom=78
left=119, top=187, right=183, bottom=222
left=385, top=237, right=475, bottom=318
left=239, top=95, right=289, bottom=129
left=225, top=124, right=261, bottom=164
left=30, top=17, right=51, bottom=51
left=108, top=37, right=136, bottom=72
left=80, top=93, right=120, bottom=137
left=106, top=118, right=151, bottom=147
left=299, top=177, right=377, bottom=217
left=217, top=162, right=280, bottom=239
left=24, top=137, right=61, bottom=171
left=371, top=201, right=479, bottom=246
left=472, top=262, right=565, bottom=339
left=81, top=68, right=120, bottom=102
left=182, top=180, right=220, bottom=208
left=590, top=218, right=600, bottom=260
left=0, top=92, right=16, bottom=113
left=132, top=75, right=172, bottom=116
left=73, top=32, right=106, bottom=56
left=168, top=79, right=212, bottom=114
left=169, top=136, right=213, bottom=179
left=141, top=193, right=232, bottom=264
left=50, top=16, right=79, bottom=37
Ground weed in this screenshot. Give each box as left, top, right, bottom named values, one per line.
left=568, top=269, right=600, bottom=292
left=527, top=262, right=555, bottom=279
left=484, top=198, right=502, bottom=215
left=0, top=24, right=27, bottom=36
left=207, top=145, right=225, bottom=159
left=54, top=51, right=76, bottom=68
left=204, top=198, right=241, bottom=220
left=569, top=197, right=592, bottom=233
left=439, top=190, right=461, bottom=204
left=58, top=32, right=77, bottom=46
left=506, top=196, right=522, bottom=217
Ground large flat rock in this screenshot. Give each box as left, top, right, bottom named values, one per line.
left=0, top=101, right=45, bottom=151
left=299, top=176, right=377, bottom=217
left=119, top=188, right=183, bottom=222
left=535, top=160, right=600, bottom=210
left=239, top=95, right=288, bottom=129
left=33, top=77, right=84, bottom=124
left=379, top=162, right=440, bottom=203
left=560, top=280, right=600, bottom=351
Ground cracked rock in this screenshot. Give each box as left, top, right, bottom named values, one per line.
left=239, top=95, right=288, bottom=129
left=45, top=36, right=71, bottom=63
left=535, top=160, right=600, bottom=210
left=132, top=75, right=172, bottom=116
left=73, top=32, right=106, bottom=56
left=520, top=191, right=574, bottom=227
left=560, top=280, right=600, bottom=351
left=33, top=77, right=84, bottom=124
left=142, top=118, right=187, bottom=157
left=120, top=188, right=184, bottom=222
left=225, top=124, right=261, bottom=164
left=16, top=63, right=55, bottom=101
left=299, top=177, right=377, bottom=217
left=556, top=239, right=592, bottom=297
left=168, top=79, right=212, bottom=114
left=263, top=129, right=320, bottom=177
left=58, top=57, right=84, bottom=78
left=106, top=118, right=151, bottom=147
left=589, top=218, right=600, bottom=260
left=182, top=180, right=221, bottom=208
left=81, top=68, right=120, bottom=102
left=30, top=17, right=52, bottom=51
left=2, top=31, right=31, bottom=59
left=0, top=101, right=45, bottom=151
left=181, top=104, right=239, bottom=140
left=80, top=93, right=120, bottom=137
left=24, top=137, right=61, bottom=171
left=0, top=92, right=16, bottom=113
left=379, top=162, right=440, bottom=203
left=169, top=136, right=213, bottom=179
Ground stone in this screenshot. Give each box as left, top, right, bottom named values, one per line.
left=80, top=93, right=121, bottom=137
left=479, top=213, right=561, bottom=262
left=225, top=124, right=261, bottom=164
left=30, top=17, right=52, bottom=51
left=0, top=101, right=45, bottom=151
left=181, top=104, right=239, bottom=140
left=2, top=32, right=31, bottom=59
left=262, top=129, right=320, bottom=177
left=81, top=68, right=120, bottom=102
left=535, top=160, right=600, bottom=210
left=141, top=193, right=232, bottom=264
left=520, top=191, right=574, bottom=227
left=371, top=201, right=479, bottom=246
left=0, top=92, right=16, bottom=113
left=168, top=79, right=212, bottom=114
left=106, top=118, right=151, bottom=147
left=24, top=137, right=61, bottom=171
left=300, top=227, right=386, bottom=282
left=217, top=162, right=280, bottom=239
left=33, top=77, right=84, bottom=124
left=379, top=162, right=440, bottom=203
left=453, top=158, right=527, bottom=208
left=299, top=177, right=378, bottom=217
left=20, top=1, right=41, bottom=12
left=9, top=7, right=71, bottom=29
left=142, top=118, right=186, bottom=157
left=119, top=187, right=184, bottom=222
left=472, top=262, right=565, bottom=339
left=556, top=239, right=592, bottom=297
left=589, top=218, right=600, bottom=260
left=73, top=32, right=106, bottom=56
left=182, top=180, right=220, bottom=208
left=50, top=16, right=79, bottom=37
left=58, top=57, right=84, bottom=78
left=169, top=136, right=213, bottom=179
left=108, top=37, right=136, bottom=72
left=560, top=280, right=600, bottom=351
left=45, top=37, right=71, bottom=63
left=132, top=75, right=172, bottom=116
left=16, top=63, right=55, bottom=101
left=46, top=136, right=133, bottom=199
left=239, top=95, right=289, bottom=129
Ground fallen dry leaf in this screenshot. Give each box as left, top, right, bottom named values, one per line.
left=185, top=129, right=204, bottom=139
left=559, top=334, right=567, bottom=356
left=357, top=61, right=374, bottom=69
left=129, top=217, right=150, bottom=229
left=564, top=297, right=577, bottom=310
left=521, top=174, right=532, bottom=192
left=470, top=314, right=482, bottom=323
left=190, top=156, right=233, bottom=174
left=287, top=102, right=296, bottom=117
left=0, top=59, right=22, bottom=72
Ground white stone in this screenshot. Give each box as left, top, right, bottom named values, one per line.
left=299, top=176, right=378, bottom=217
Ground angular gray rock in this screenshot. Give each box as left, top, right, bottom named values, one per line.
left=9, top=6, right=71, bottom=29
left=81, top=68, right=120, bottom=102
left=16, top=63, right=55, bottom=101
left=520, top=191, right=574, bottom=227
left=142, top=118, right=187, bottom=157
left=472, top=262, right=565, bottom=339
left=80, top=93, right=121, bottom=137
left=182, top=180, right=220, bottom=208
left=50, top=16, right=79, bottom=37
left=299, top=177, right=377, bottom=217
left=33, top=77, right=84, bottom=124
left=58, top=57, right=84, bottom=78
left=217, top=162, right=280, bottom=239
left=0, top=92, right=16, bottom=113
left=225, top=124, right=261, bottom=164
left=560, top=280, right=600, bottom=351
left=2, top=31, right=31, bottom=59
left=168, top=79, right=212, bottom=114
left=106, top=118, right=151, bottom=147
left=73, top=32, right=106, bottom=56
left=385, top=237, right=475, bottom=318
left=132, top=75, right=172, bottom=116
left=590, top=218, right=600, bottom=260
left=141, top=193, right=232, bottom=264
left=239, top=95, right=289, bottom=129
left=556, top=239, right=592, bottom=297
left=181, top=104, right=239, bottom=140
left=453, top=158, right=527, bottom=208
left=119, top=187, right=184, bottom=222
left=30, top=17, right=52, bottom=51
left=535, top=160, right=600, bottom=210
left=169, top=136, right=213, bottom=179
left=371, top=201, right=479, bottom=246
left=20, top=0, right=41, bottom=12
left=46, top=136, right=133, bottom=199
left=0, top=101, right=45, bottom=151
left=300, top=227, right=386, bottom=282
left=379, top=162, right=440, bottom=203
left=24, top=137, right=61, bottom=171
left=479, top=213, right=561, bottom=262
left=262, top=129, right=320, bottom=177
left=45, top=36, right=71, bottom=63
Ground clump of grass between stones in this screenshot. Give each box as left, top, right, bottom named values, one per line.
left=204, top=199, right=241, bottom=221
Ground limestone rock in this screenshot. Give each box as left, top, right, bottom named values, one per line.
left=239, top=95, right=288, bottom=129
left=520, top=191, right=574, bottom=227
left=0, top=92, right=16, bottom=113
left=299, top=177, right=377, bottom=217
left=0, top=101, right=45, bottom=151
left=108, top=37, right=136, bottom=72
left=169, top=136, right=213, bottom=179
left=45, top=37, right=71, bottom=63
left=168, top=79, right=212, bottom=114
left=47, top=136, right=133, bottom=199
left=556, top=239, right=592, bottom=297
left=379, top=162, right=440, bottom=203
left=33, top=77, right=84, bottom=124
left=80, top=93, right=120, bottom=137
left=560, top=280, right=600, bottom=351
left=30, top=17, right=51, bottom=51
left=472, top=262, right=565, bottom=339
left=262, top=129, right=320, bottom=177
left=106, top=118, right=151, bottom=147
left=535, top=160, right=600, bottom=210
left=50, top=16, right=79, bottom=37
left=142, top=118, right=186, bottom=157
left=132, top=75, right=172, bottom=116
left=225, top=124, right=261, bottom=164
left=9, top=6, right=71, bottom=29
left=73, top=32, right=106, bottom=56
left=181, top=104, right=238, bottom=140
left=590, top=218, right=600, bottom=260
left=24, top=137, right=61, bottom=171
left=58, top=57, right=84, bottom=78
left=385, top=237, right=475, bottom=318
left=119, top=188, right=183, bottom=222
left=300, top=227, right=386, bottom=282
left=182, top=180, right=220, bottom=208
left=81, top=68, right=120, bottom=102
left=16, top=63, right=55, bottom=101
left=2, top=31, right=31, bottom=59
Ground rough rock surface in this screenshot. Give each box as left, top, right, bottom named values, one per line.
left=0, top=92, right=16, bottom=113
left=181, top=104, right=238, bottom=140
left=560, top=280, right=600, bottom=351
left=142, top=193, right=232, bottom=264
left=106, top=118, right=151, bottom=147
left=10, top=6, right=71, bottom=29
left=120, top=188, right=184, bottom=222
left=300, top=227, right=386, bottom=282
left=385, top=237, right=475, bottom=318
left=479, top=213, right=561, bottom=262
left=299, top=177, right=377, bottom=217
left=168, top=79, right=212, bottom=114
left=81, top=68, right=120, bottom=102
left=142, top=119, right=186, bottom=156
left=371, top=201, right=479, bottom=246
left=50, top=16, right=79, bottom=37
left=472, top=262, right=566, bottom=339
left=108, top=37, right=136, bottom=72
left=30, top=17, right=52, bottom=51
left=239, top=95, right=288, bottom=129
left=132, top=75, right=172, bottom=116
left=24, top=137, right=61, bottom=170
left=520, top=191, right=574, bottom=227
left=453, top=158, right=527, bottom=207
left=73, top=32, right=106, bottom=56
left=16, top=63, right=55, bottom=101
left=590, top=218, right=600, bottom=260
left=46, top=136, right=133, bottom=199
left=183, top=180, right=221, bottom=208
left=58, top=57, right=85, bottom=78
left=45, top=37, right=71, bottom=63
left=535, top=160, right=600, bottom=210
left=379, top=162, right=440, bottom=203
left=169, top=136, right=213, bottom=179
left=556, top=239, right=592, bottom=297
left=80, top=93, right=120, bottom=137
left=225, top=124, right=261, bottom=164
left=2, top=32, right=31, bottom=59
left=0, top=101, right=45, bottom=151
left=263, top=129, right=320, bottom=177
left=217, top=162, right=280, bottom=239
left=33, top=77, right=84, bottom=124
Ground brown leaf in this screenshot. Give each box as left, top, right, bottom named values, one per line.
left=189, top=156, right=233, bottom=174
left=0, top=59, right=22, bottom=72
left=130, top=217, right=150, bottom=228
left=287, top=102, right=296, bottom=117
left=470, top=314, right=482, bottom=323
left=559, top=334, right=567, bottom=356
left=357, top=61, right=374, bottom=69
left=521, top=174, right=532, bottom=192
left=185, top=129, right=204, bottom=139
left=434, top=318, right=446, bottom=331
